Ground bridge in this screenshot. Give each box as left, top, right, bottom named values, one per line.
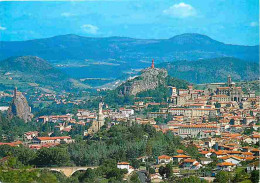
left=41, top=166, right=97, bottom=177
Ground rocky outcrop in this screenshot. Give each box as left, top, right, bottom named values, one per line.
left=7, top=88, right=33, bottom=122
left=122, top=67, right=168, bottom=95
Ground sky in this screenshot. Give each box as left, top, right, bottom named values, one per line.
left=0, top=0, right=259, bottom=45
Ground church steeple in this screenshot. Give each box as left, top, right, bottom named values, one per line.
left=151, top=59, right=155, bottom=69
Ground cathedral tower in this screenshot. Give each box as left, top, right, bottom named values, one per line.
left=227, top=75, right=232, bottom=86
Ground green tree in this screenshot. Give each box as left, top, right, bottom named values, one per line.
left=130, top=172, right=141, bottom=183
left=214, top=171, right=231, bottom=183
left=159, top=166, right=165, bottom=178
left=180, top=176, right=207, bottom=183
left=232, top=168, right=249, bottom=183
left=250, top=170, right=259, bottom=183
left=165, top=163, right=173, bottom=178
left=149, top=167, right=155, bottom=174
left=131, top=159, right=140, bottom=169
left=33, top=147, right=70, bottom=167
left=82, top=168, right=96, bottom=182
left=185, top=144, right=201, bottom=159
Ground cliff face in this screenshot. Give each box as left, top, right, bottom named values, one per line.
left=122, top=67, right=168, bottom=95
left=7, top=88, right=33, bottom=122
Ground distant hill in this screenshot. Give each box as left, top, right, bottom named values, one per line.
left=0, top=56, right=72, bottom=90
left=0, top=33, right=258, bottom=63
left=103, top=67, right=189, bottom=105
left=157, top=57, right=259, bottom=84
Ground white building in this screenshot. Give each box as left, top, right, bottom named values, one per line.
left=117, top=162, right=130, bottom=172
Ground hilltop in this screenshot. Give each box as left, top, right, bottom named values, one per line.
left=104, top=65, right=189, bottom=105
left=0, top=33, right=258, bottom=62
left=157, top=57, right=259, bottom=84
left=0, top=56, right=72, bottom=90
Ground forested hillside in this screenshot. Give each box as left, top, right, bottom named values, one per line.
left=158, top=57, right=259, bottom=84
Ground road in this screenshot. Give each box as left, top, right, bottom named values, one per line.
left=137, top=170, right=147, bottom=183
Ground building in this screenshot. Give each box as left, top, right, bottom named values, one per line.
left=216, top=76, right=243, bottom=102
left=117, top=162, right=130, bottom=171
left=38, top=114, right=73, bottom=123
left=217, top=162, right=236, bottom=171
left=172, top=154, right=191, bottom=162
left=157, top=155, right=173, bottom=164
left=178, top=125, right=219, bottom=138
left=32, top=136, right=73, bottom=144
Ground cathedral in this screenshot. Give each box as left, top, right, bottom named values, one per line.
left=216, top=75, right=243, bottom=102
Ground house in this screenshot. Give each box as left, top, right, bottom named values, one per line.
left=219, top=156, right=243, bottom=165
left=217, top=162, right=236, bottom=171
left=117, top=162, right=130, bottom=171
left=180, top=159, right=202, bottom=170
left=24, top=131, right=39, bottom=141
left=200, top=151, right=212, bottom=158
left=191, top=162, right=203, bottom=170
left=200, top=158, right=213, bottom=165
left=251, top=148, right=260, bottom=156
left=172, top=154, right=191, bottom=162
left=211, top=150, right=228, bottom=158
left=180, top=159, right=195, bottom=168
left=32, top=136, right=74, bottom=144
left=157, top=155, right=172, bottom=164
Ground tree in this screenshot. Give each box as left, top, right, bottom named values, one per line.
left=180, top=176, right=204, bottom=183
left=159, top=166, right=166, bottom=178
left=165, top=163, right=173, bottom=178
left=215, top=102, right=221, bottom=108
left=185, top=144, right=201, bottom=159
left=145, top=141, right=153, bottom=156
left=214, top=171, right=230, bottom=183
left=232, top=168, right=249, bottom=183
left=82, top=168, right=96, bottom=182
left=131, top=159, right=140, bottom=169
left=250, top=170, right=259, bottom=183
left=149, top=167, right=155, bottom=174
left=33, top=147, right=70, bottom=167
left=130, top=172, right=141, bottom=183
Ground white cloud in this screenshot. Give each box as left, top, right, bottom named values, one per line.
left=0, top=26, right=6, bottom=31
left=163, top=2, right=196, bottom=18
left=250, top=21, right=258, bottom=27
left=61, top=12, right=75, bottom=17
left=81, top=24, right=99, bottom=34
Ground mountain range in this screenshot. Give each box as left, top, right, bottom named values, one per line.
left=0, top=33, right=258, bottom=62
left=0, top=33, right=258, bottom=90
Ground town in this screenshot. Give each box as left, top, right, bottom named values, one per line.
left=0, top=61, right=258, bottom=183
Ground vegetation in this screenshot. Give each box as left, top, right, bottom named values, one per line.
left=158, top=57, right=259, bottom=84
left=0, top=113, right=37, bottom=142
left=0, top=56, right=72, bottom=91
